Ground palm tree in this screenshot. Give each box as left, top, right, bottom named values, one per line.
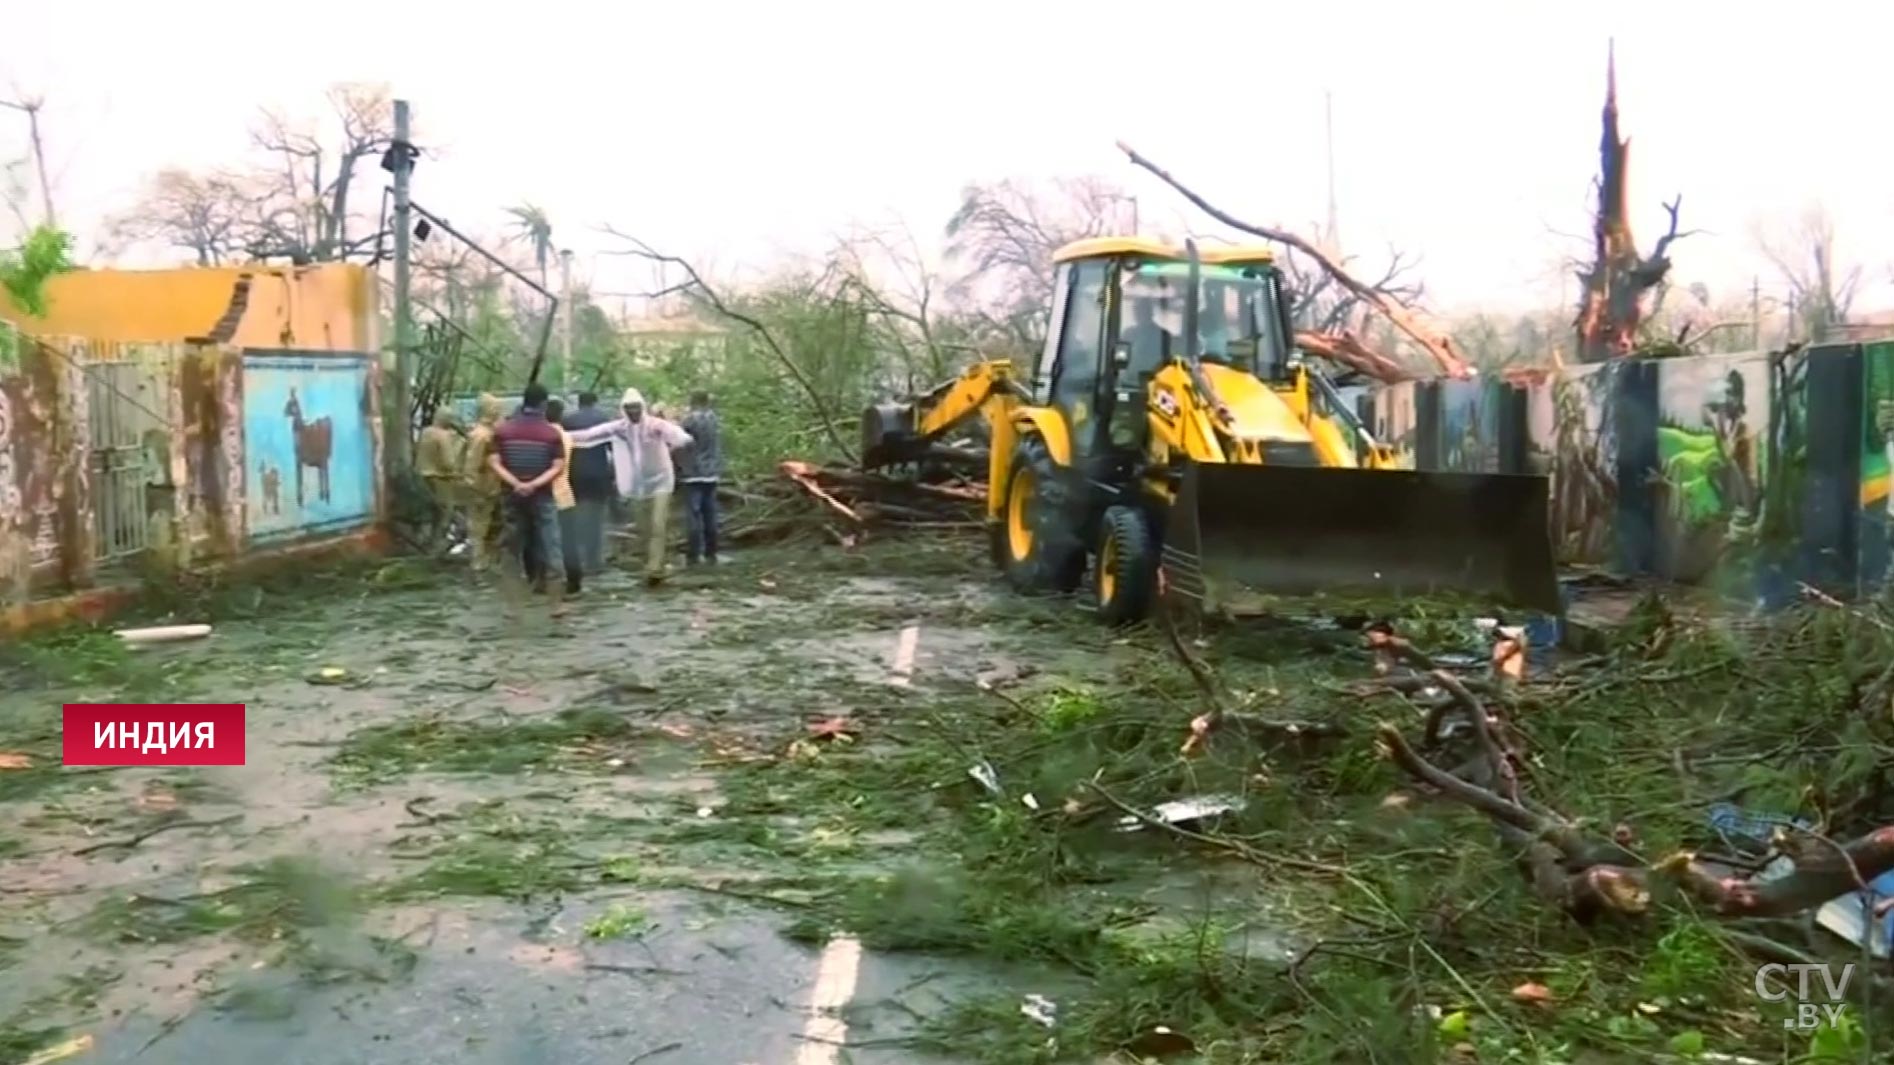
left=506, top=203, right=554, bottom=288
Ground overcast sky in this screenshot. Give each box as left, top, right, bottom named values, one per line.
left=4, top=0, right=1890, bottom=316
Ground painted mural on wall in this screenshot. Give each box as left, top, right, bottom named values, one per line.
left=1754, top=348, right=1809, bottom=603
left=241, top=353, right=375, bottom=541
left=0, top=337, right=92, bottom=596
left=1860, top=342, right=1894, bottom=589
left=1650, top=352, right=1768, bottom=586
left=1437, top=379, right=1499, bottom=472
left=1548, top=362, right=1618, bottom=564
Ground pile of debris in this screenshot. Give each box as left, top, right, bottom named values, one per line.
left=725, top=458, right=986, bottom=548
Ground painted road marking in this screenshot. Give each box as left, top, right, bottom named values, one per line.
left=794, top=935, right=863, bottom=1065
left=889, top=625, right=920, bottom=687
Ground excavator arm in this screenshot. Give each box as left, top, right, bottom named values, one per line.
left=861, top=360, right=1028, bottom=465
left=861, top=360, right=1046, bottom=523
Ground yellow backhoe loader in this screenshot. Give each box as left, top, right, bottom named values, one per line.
left=861, top=237, right=1560, bottom=624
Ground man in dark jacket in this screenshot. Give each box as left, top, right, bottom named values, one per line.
left=676, top=391, right=724, bottom=566
left=562, top=391, right=615, bottom=574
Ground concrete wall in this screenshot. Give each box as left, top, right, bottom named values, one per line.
left=1356, top=344, right=1894, bottom=603
left=0, top=335, right=386, bottom=613
left=0, top=263, right=386, bottom=628
left=0, top=264, right=380, bottom=352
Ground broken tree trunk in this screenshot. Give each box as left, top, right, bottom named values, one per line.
left=1375, top=623, right=1894, bottom=928
left=1118, top=140, right=1474, bottom=381
left=1294, top=330, right=1414, bottom=383
left=1573, top=42, right=1688, bottom=364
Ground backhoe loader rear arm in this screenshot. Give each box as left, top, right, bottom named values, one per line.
left=908, top=360, right=1029, bottom=440
left=862, top=360, right=1046, bottom=523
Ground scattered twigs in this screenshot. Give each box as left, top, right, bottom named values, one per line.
left=1375, top=620, right=1894, bottom=934
left=1159, top=605, right=1237, bottom=756
left=1083, top=781, right=1348, bottom=877
left=398, top=796, right=458, bottom=829
left=72, top=814, right=242, bottom=857
left=749, top=459, right=986, bottom=544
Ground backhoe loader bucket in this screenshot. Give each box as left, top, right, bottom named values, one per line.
left=1160, top=463, right=1562, bottom=616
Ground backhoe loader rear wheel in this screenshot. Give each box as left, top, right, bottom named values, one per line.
left=1095, top=505, right=1158, bottom=626
left=995, top=436, right=1084, bottom=594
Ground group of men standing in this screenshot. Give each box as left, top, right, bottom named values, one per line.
left=418, top=383, right=724, bottom=617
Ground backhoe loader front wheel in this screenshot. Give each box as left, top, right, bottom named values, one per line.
left=1095, top=505, right=1158, bottom=626
left=995, top=436, right=1084, bottom=594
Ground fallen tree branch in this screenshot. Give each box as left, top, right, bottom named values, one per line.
left=780, top=461, right=866, bottom=525
left=73, top=814, right=242, bottom=857
left=1117, top=141, right=1473, bottom=380
left=1160, top=604, right=1239, bottom=756
left=598, top=228, right=858, bottom=462
left=1661, top=827, right=1894, bottom=918
left=1295, top=329, right=1413, bottom=384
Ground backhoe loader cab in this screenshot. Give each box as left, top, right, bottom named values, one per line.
left=860, top=236, right=1562, bottom=626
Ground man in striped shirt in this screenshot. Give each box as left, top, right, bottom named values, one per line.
left=487, top=382, right=569, bottom=616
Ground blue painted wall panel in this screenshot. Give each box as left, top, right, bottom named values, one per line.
left=242, top=353, right=376, bottom=541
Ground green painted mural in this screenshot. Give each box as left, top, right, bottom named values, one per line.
left=1548, top=363, right=1617, bottom=565
left=1651, top=353, right=1767, bottom=587
left=1860, top=341, right=1894, bottom=590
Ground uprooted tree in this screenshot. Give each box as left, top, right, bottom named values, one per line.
left=1573, top=46, right=1689, bottom=364
left=943, top=176, right=1134, bottom=353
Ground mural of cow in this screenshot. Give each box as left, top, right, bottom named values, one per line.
left=283, top=388, right=333, bottom=504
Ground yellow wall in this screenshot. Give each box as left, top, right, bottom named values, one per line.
left=0, top=263, right=380, bottom=352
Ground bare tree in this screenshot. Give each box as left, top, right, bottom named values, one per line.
left=1278, top=243, right=1423, bottom=335
left=944, top=177, right=1135, bottom=351
left=241, top=84, right=395, bottom=264
left=1120, top=141, right=1472, bottom=380
left=1757, top=206, right=1860, bottom=343
left=113, top=84, right=396, bottom=267
left=106, top=169, right=247, bottom=266
left=0, top=95, right=55, bottom=228
left=600, top=226, right=859, bottom=462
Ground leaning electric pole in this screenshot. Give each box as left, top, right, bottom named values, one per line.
left=559, top=249, right=575, bottom=398
left=389, top=99, right=415, bottom=470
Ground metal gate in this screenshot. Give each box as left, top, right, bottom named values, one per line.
left=86, top=357, right=165, bottom=565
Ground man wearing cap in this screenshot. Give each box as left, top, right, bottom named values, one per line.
left=567, top=387, right=693, bottom=585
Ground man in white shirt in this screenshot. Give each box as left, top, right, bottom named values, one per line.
left=567, top=387, right=693, bottom=585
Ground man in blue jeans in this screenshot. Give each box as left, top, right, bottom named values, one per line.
left=561, top=391, right=616, bottom=574
left=676, top=390, right=723, bottom=566
left=487, top=382, right=568, bottom=617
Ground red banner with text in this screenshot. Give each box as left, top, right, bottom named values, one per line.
left=62, top=704, right=247, bottom=766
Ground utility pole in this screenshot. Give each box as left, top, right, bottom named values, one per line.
left=1750, top=276, right=1761, bottom=351
left=0, top=96, right=55, bottom=227
left=559, top=249, right=575, bottom=398
left=390, top=98, right=415, bottom=470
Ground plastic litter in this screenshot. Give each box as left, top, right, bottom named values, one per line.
left=1117, top=795, right=1243, bottom=832
left=115, top=624, right=211, bottom=644
left=967, top=761, right=1001, bottom=796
